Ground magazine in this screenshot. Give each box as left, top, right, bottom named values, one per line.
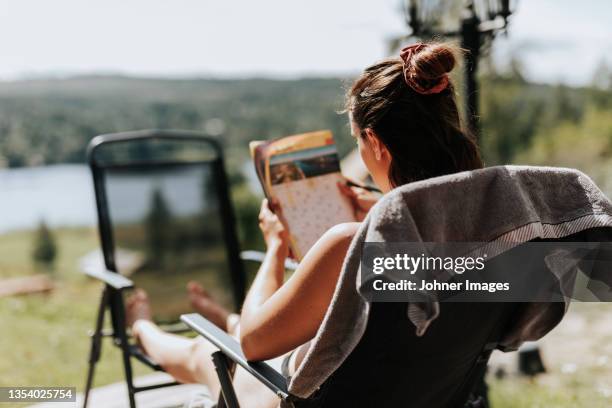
left=250, top=130, right=356, bottom=260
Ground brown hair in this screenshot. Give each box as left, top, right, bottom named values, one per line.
left=347, top=42, right=483, bottom=187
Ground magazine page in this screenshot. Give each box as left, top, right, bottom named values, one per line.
left=252, top=130, right=356, bottom=260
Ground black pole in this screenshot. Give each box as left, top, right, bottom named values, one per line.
left=461, top=10, right=490, bottom=407
left=461, top=3, right=481, bottom=142
left=83, top=287, right=109, bottom=408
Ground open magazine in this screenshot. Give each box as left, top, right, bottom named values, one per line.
left=250, top=130, right=356, bottom=260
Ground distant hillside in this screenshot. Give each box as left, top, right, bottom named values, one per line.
left=0, top=76, right=350, bottom=172
left=1, top=73, right=611, bottom=195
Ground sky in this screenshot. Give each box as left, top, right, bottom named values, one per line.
left=1, top=0, right=611, bottom=86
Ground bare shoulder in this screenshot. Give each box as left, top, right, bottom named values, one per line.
left=322, top=222, right=361, bottom=244
left=300, top=222, right=360, bottom=266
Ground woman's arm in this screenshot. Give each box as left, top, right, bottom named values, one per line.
left=239, top=200, right=359, bottom=361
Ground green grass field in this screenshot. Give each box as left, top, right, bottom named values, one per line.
left=489, top=378, right=606, bottom=408
left=0, top=228, right=149, bottom=389
left=1, top=228, right=611, bottom=407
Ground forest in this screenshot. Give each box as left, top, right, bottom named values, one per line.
left=1, top=67, right=611, bottom=183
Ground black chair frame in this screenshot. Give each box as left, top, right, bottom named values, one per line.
left=82, top=130, right=246, bottom=408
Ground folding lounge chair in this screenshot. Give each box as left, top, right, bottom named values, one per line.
left=181, top=166, right=612, bottom=408
left=82, top=130, right=248, bottom=408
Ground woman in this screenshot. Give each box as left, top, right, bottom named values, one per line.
left=126, top=41, right=483, bottom=407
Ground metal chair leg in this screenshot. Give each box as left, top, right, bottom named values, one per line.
left=122, top=346, right=137, bottom=408
left=212, top=351, right=240, bottom=408
left=112, top=291, right=137, bottom=408
left=83, top=288, right=109, bottom=408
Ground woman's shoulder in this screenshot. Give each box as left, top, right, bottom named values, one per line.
left=324, top=222, right=361, bottom=243
left=303, top=222, right=360, bottom=262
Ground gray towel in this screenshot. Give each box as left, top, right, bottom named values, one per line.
left=287, top=165, right=612, bottom=400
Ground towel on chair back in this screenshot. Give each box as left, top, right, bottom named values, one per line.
left=287, top=165, right=612, bottom=400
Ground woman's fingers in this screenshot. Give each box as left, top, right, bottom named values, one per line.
left=338, top=181, right=363, bottom=220
left=259, top=199, right=272, bottom=221
left=259, top=198, right=269, bottom=214
left=338, top=180, right=380, bottom=221
left=337, top=180, right=358, bottom=199
left=338, top=181, right=373, bottom=207
left=354, top=190, right=374, bottom=205
left=260, top=198, right=282, bottom=217
left=258, top=201, right=265, bottom=223
left=258, top=198, right=290, bottom=251
left=268, top=197, right=283, bottom=213
left=259, top=199, right=283, bottom=229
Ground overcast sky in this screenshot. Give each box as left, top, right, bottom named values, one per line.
left=1, top=0, right=611, bottom=85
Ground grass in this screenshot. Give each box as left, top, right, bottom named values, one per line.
left=489, top=302, right=612, bottom=407
left=0, top=228, right=148, bottom=389
left=490, top=378, right=596, bottom=408
left=1, top=228, right=611, bottom=407
left=490, top=374, right=612, bottom=408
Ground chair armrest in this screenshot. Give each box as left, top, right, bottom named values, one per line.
left=83, top=267, right=134, bottom=290
left=180, top=313, right=290, bottom=400
left=240, top=250, right=298, bottom=271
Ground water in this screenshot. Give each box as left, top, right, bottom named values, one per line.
left=0, top=163, right=262, bottom=235
left=0, top=164, right=97, bottom=234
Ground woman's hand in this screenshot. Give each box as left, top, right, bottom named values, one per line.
left=258, top=198, right=289, bottom=256
left=337, top=179, right=380, bottom=221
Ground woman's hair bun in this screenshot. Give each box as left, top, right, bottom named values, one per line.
left=409, top=43, right=457, bottom=82
left=401, top=42, right=458, bottom=94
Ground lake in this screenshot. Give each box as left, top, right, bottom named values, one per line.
left=0, top=163, right=261, bottom=234
left=0, top=164, right=97, bottom=234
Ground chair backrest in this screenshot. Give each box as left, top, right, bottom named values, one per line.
left=300, top=226, right=612, bottom=408
left=88, top=130, right=245, bottom=324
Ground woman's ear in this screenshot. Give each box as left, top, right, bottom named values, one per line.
left=364, top=128, right=387, bottom=161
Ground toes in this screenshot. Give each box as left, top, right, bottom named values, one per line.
left=135, top=288, right=148, bottom=301
left=187, top=281, right=211, bottom=298
left=126, top=293, right=137, bottom=307
left=187, top=281, right=204, bottom=295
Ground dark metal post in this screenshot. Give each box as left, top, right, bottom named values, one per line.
left=83, top=287, right=110, bottom=408
left=212, top=351, right=240, bottom=408
left=111, top=290, right=137, bottom=408
left=404, top=1, right=515, bottom=147
left=461, top=2, right=482, bottom=141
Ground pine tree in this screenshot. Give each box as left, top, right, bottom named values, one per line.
left=145, top=188, right=172, bottom=268
left=32, top=221, right=57, bottom=268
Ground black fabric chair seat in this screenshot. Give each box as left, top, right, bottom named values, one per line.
left=303, top=301, right=519, bottom=408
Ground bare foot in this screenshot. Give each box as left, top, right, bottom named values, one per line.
left=187, top=281, right=230, bottom=331
left=126, top=288, right=153, bottom=328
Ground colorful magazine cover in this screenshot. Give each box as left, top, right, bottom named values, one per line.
left=250, top=130, right=356, bottom=260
